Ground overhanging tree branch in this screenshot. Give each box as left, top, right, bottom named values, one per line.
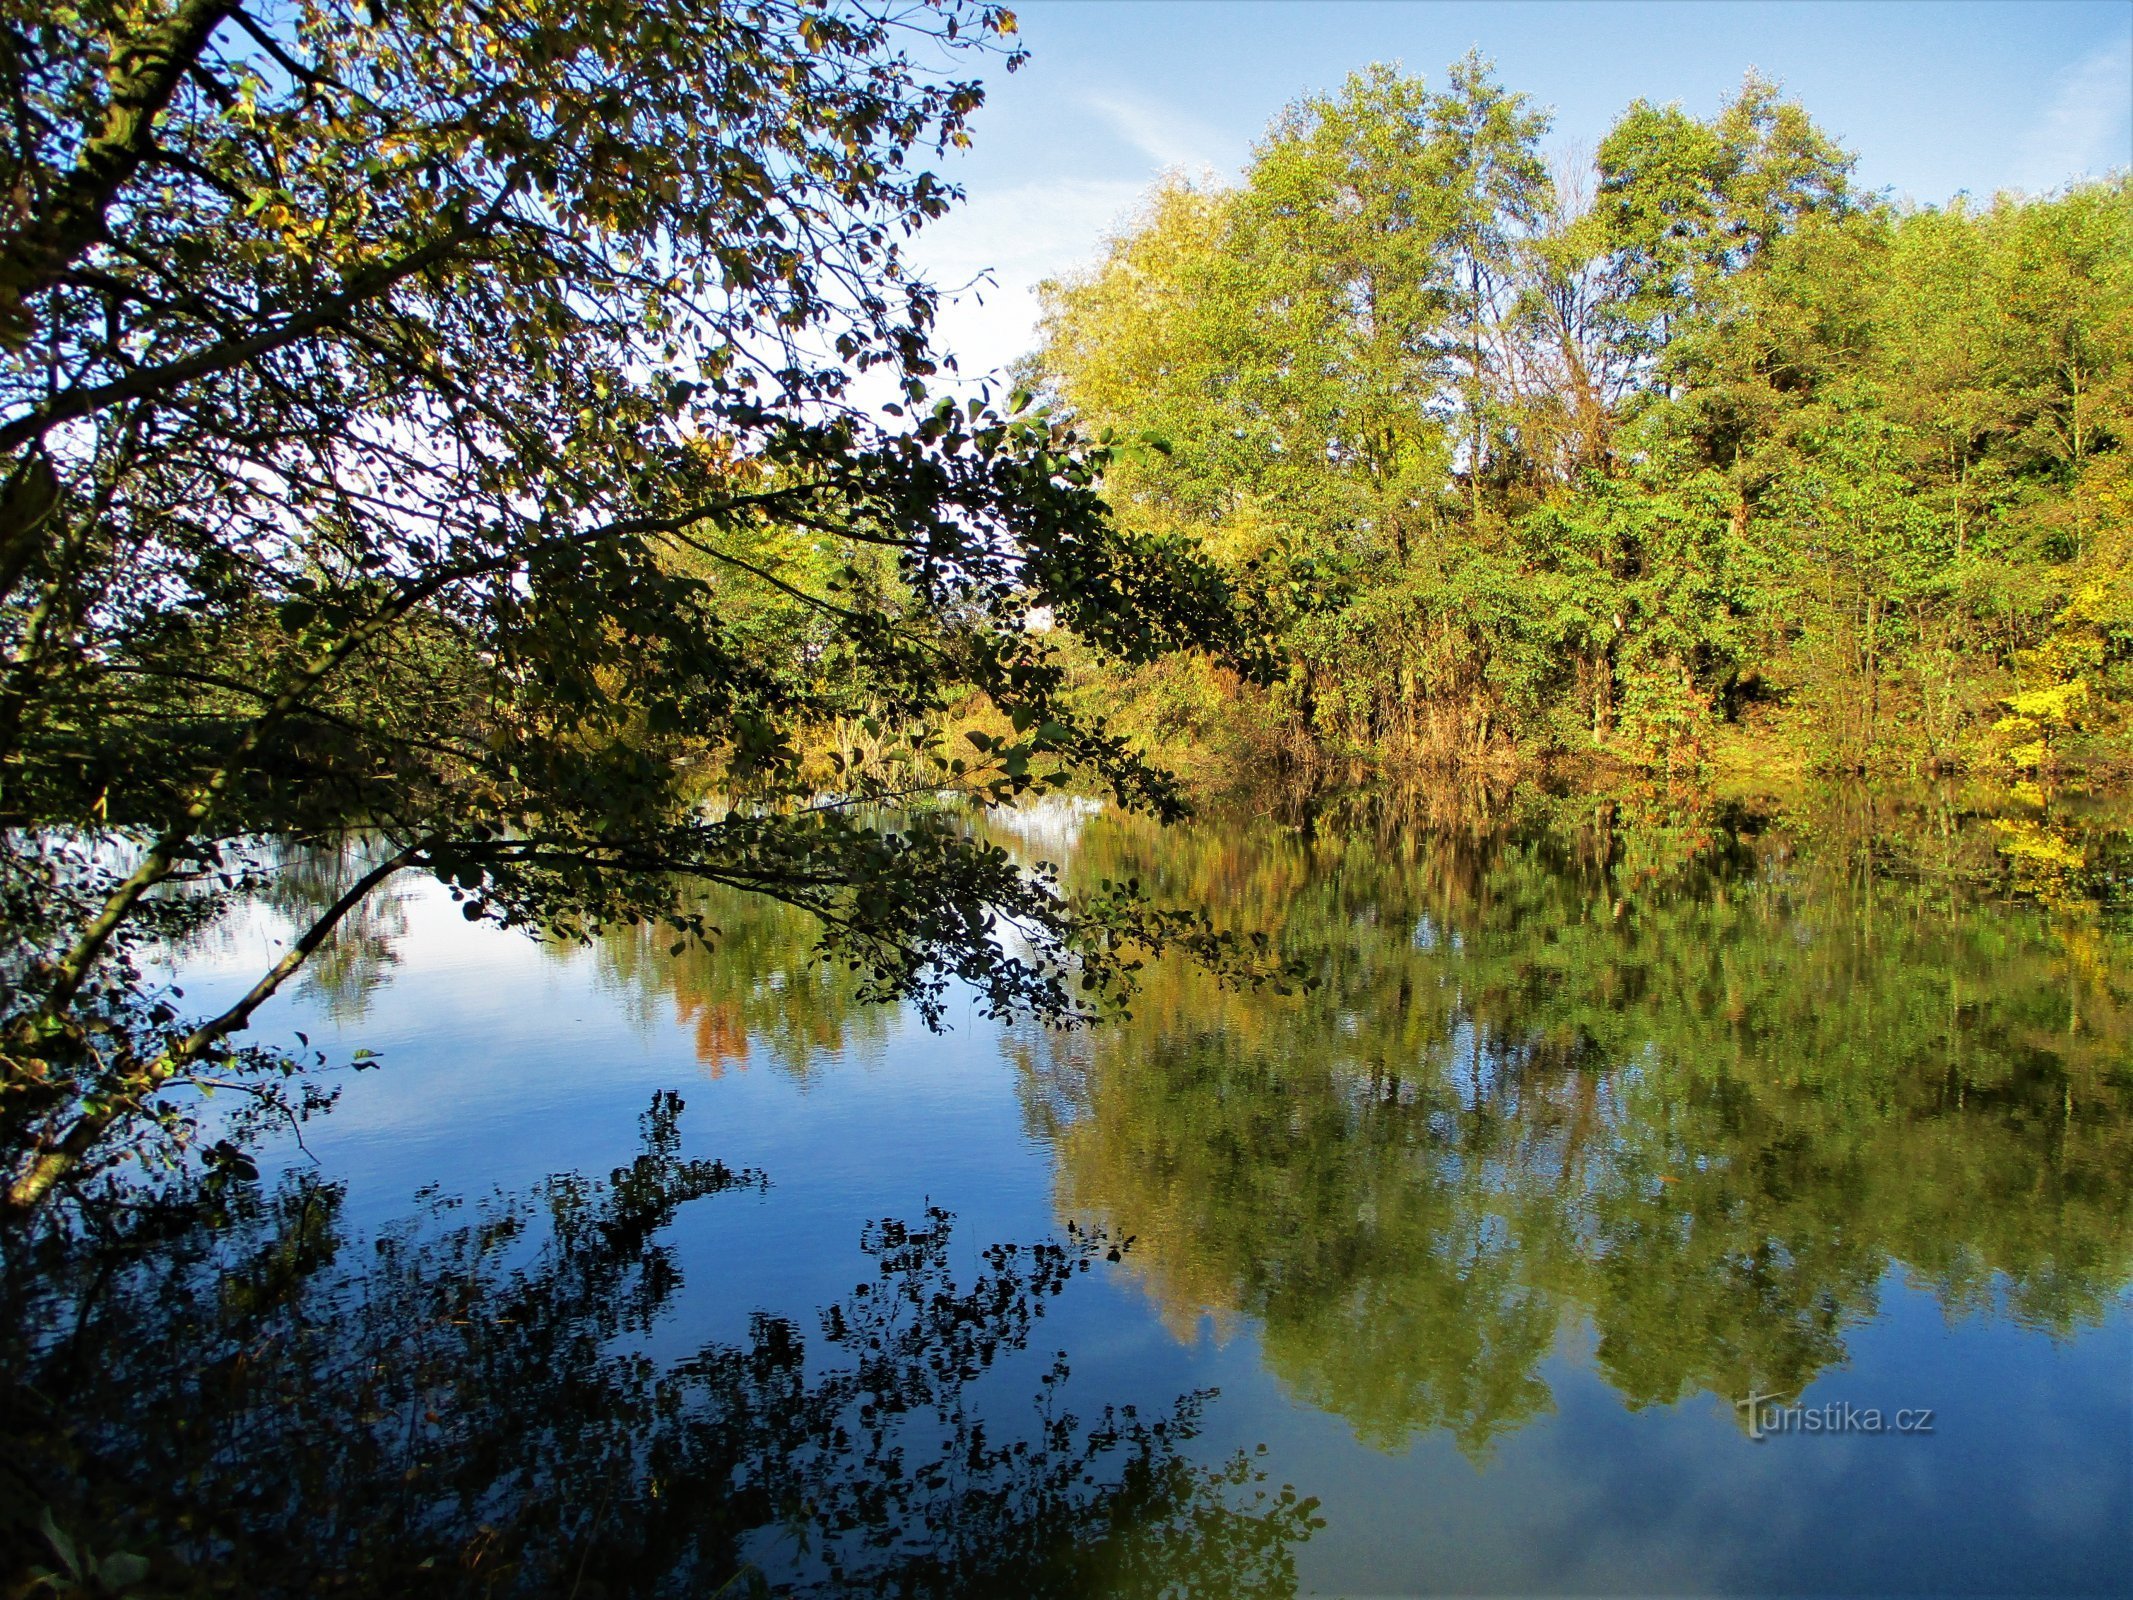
left=4, top=837, right=429, bottom=1214
left=0, top=0, right=237, bottom=347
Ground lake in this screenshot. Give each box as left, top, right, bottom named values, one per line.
left=158, top=785, right=2133, bottom=1596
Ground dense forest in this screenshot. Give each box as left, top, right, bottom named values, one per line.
left=1034, top=60, right=2133, bottom=786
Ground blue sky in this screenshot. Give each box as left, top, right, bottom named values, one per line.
left=904, top=0, right=2133, bottom=382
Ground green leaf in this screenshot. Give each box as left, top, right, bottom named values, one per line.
left=37, top=1508, right=79, bottom=1579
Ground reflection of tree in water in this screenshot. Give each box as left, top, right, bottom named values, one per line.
left=182, top=839, right=897, bottom=1079
left=2, top=1096, right=1319, bottom=1596
left=152, top=836, right=416, bottom=1025
left=593, top=879, right=894, bottom=1080
left=275, top=839, right=415, bottom=1023
left=1018, top=792, right=2133, bottom=1456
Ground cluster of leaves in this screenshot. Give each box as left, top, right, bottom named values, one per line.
left=0, top=1092, right=1322, bottom=1595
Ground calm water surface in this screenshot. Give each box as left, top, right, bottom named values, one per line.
left=171, top=790, right=2133, bottom=1596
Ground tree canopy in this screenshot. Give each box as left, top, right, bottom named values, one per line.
left=0, top=0, right=1279, bottom=1219
left=1036, top=60, right=2132, bottom=784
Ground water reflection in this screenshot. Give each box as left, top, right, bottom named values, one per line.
left=150, top=788, right=2133, bottom=1479
left=594, top=887, right=892, bottom=1080
left=1014, top=790, right=2133, bottom=1455
left=3, top=1095, right=1320, bottom=1596
left=191, top=841, right=896, bottom=1080
left=157, top=835, right=419, bottom=1024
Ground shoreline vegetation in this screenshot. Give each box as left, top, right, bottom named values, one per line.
left=1023, top=60, right=2130, bottom=796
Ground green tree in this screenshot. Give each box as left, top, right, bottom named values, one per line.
left=1592, top=72, right=1852, bottom=379
left=1038, top=60, right=1556, bottom=767
left=1050, top=64, right=2125, bottom=783
left=1425, top=51, right=1551, bottom=517
left=0, top=0, right=1280, bottom=1220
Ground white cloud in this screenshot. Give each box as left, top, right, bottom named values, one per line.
left=895, top=94, right=1240, bottom=385
left=2017, top=34, right=2133, bottom=192
left=838, top=89, right=1238, bottom=394
left=1082, top=92, right=1231, bottom=178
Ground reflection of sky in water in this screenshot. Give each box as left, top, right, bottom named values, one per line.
left=167, top=852, right=2132, bottom=1596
